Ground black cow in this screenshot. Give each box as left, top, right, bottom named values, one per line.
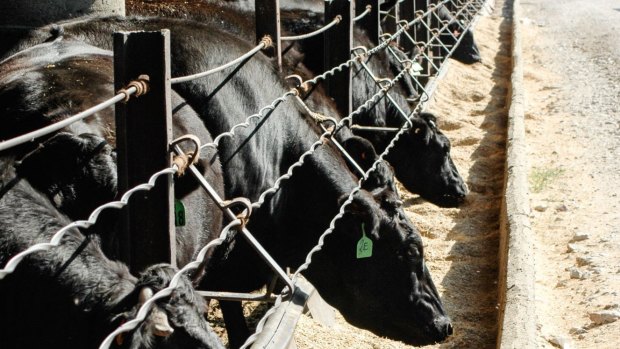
left=218, top=0, right=481, bottom=64
left=2, top=16, right=456, bottom=347
left=0, top=38, right=226, bottom=348
left=114, top=0, right=468, bottom=208
left=379, top=0, right=482, bottom=64
left=275, top=10, right=468, bottom=207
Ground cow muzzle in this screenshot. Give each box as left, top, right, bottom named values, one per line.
left=139, top=287, right=175, bottom=337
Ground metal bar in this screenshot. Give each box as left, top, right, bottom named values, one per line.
left=184, top=162, right=295, bottom=295
left=324, top=0, right=354, bottom=116
left=196, top=290, right=277, bottom=303
left=281, top=15, right=341, bottom=41
left=415, top=0, right=430, bottom=91
left=356, top=0, right=380, bottom=45
left=384, top=0, right=400, bottom=41
left=357, top=59, right=411, bottom=124
left=114, top=30, right=175, bottom=272
left=256, top=0, right=282, bottom=70
left=318, top=124, right=366, bottom=178
left=399, top=0, right=415, bottom=54
left=429, top=3, right=442, bottom=75
left=350, top=125, right=400, bottom=132
left=170, top=42, right=266, bottom=84
left=0, top=91, right=133, bottom=152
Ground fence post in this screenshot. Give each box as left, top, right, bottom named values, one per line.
left=383, top=0, right=400, bottom=41
left=256, top=0, right=282, bottom=70
left=324, top=0, right=354, bottom=116
left=399, top=1, right=415, bottom=55
left=114, top=30, right=176, bottom=273
left=430, top=1, right=442, bottom=75
left=356, top=0, right=380, bottom=45
left=414, top=0, right=430, bottom=92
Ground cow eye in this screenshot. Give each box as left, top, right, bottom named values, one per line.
left=404, top=244, right=421, bottom=261
left=382, top=196, right=403, bottom=212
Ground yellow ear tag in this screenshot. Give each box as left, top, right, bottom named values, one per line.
left=356, top=223, right=373, bottom=259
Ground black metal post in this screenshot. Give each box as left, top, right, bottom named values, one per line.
left=415, top=0, right=430, bottom=89
left=431, top=1, right=442, bottom=73
left=356, top=0, right=380, bottom=45
left=256, top=0, right=282, bottom=70
left=384, top=0, right=400, bottom=39
left=400, top=0, right=415, bottom=55
left=324, top=0, right=354, bottom=116
left=114, top=30, right=176, bottom=273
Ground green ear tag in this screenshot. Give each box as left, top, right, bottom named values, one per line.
left=356, top=223, right=373, bottom=259
left=174, top=199, right=186, bottom=227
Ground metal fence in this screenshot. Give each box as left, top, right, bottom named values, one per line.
left=0, top=1, right=488, bottom=348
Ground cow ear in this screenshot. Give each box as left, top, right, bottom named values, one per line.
left=410, top=115, right=435, bottom=145
left=448, top=21, right=462, bottom=37
left=341, top=136, right=378, bottom=171
left=337, top=194, right=381, bottom=239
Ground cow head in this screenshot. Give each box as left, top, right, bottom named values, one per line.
left=386, top=112, right=467, bottom=207
left=113, top=264, right=224, bottom=349
left=16, top=132, right=117, bottom=219
left=446, top=21, right=482, bottom=64
left=339, top=136, right=393, bottom=188
left=306, top=137, right=452, bottom=345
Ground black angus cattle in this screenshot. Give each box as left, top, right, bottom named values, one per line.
left=276, top=10, right=468, bottom=207
left=221, top=0, right=481, bottom=64
left=0, top=37, right=226, bottom=348
left=379, top=0, right=482, bottom=64
left=113, top=0, right=469, bottom=208
left=3, top=16, right=455, bottom=347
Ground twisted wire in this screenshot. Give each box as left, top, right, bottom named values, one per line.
left=251, top=66, right=408, bottom=210
left=199, top=90, right=298, bottom=152
left=0, top=166, right=177, bottom=280
left=293, top=104, right=424, bottom=279
left=98, top=219, right=243, bottom=349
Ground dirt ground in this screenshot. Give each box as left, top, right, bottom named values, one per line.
left=520, top=0, right=620, bottom=348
